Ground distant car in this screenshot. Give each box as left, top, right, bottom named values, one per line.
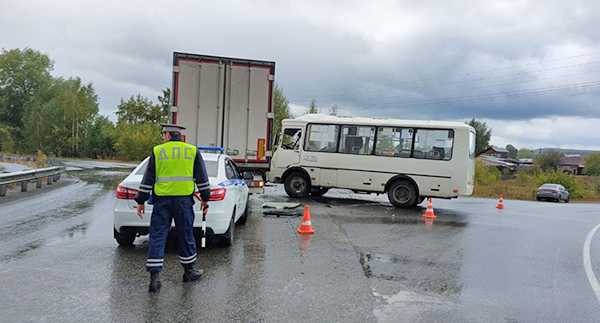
left=536, top=183, right=570, bottom=203
left=113, top=152, right=252, bottom=247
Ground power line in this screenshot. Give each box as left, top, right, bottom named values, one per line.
left=286, top=51, right=600, bottom=95
left=292, top=68, right=600, bottom=105
left=339, top=80, right=600, bottom=110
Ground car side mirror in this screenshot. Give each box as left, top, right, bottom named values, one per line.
left=242, top=171, right=254, bottom=180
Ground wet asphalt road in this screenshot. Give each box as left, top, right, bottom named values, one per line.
left=2, top=165, right=600, bottom=322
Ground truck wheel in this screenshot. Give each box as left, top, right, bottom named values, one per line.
left=387, top=179, right=417, bottom=208
left=311, top=187, right=329, bottom=197
left=237, top=197, right=250, bottom=225
left=219, top=212, right=235, bottom=247
left=114, top=228, right=135, bottom=246
left=284, top=172, right=311, bottom=198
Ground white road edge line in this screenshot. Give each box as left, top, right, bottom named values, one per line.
left=583, top=222, right=600, bottom=304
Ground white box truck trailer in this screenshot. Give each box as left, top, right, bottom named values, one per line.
left=170, top=52, right=275, bottom=192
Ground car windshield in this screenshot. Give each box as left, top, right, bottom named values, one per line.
left=135, top=159, right=218, bottom=177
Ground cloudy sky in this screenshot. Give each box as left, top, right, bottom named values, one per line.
left=2, top=0, right=600, bottom=150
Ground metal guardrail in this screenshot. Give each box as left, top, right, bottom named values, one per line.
left=0, top=166, right=64, bottom=197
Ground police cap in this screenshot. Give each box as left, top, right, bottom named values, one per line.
left=159, top=123, right=186, bottom=133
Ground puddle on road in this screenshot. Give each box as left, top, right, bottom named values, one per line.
left=46, top=223, right=89, bottom=246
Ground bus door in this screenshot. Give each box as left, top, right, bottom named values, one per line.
left=274, top=128, right=302, bottom=169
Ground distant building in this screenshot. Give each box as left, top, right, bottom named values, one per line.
left=560, top=155, right=585, bottom=175
left=479, top=146, right=510, bottom=159
left=476, top=155, right=517, bottom=174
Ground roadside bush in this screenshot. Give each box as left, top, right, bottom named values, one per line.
left=595, top=177, right=600, bottom=196
left=475, top=161, right=501, bottom=186
left=34, top=150, right=48, bottom=168
left=114, top=122, right=162, bottom=161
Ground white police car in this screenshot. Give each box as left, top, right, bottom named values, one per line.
left=113, top=152, right=251, bottom=247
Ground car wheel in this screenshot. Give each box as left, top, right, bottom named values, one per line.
left=114, top=228, right=135, bottom=246
left=219, top=212, right=235, bottom=247
left=237, top=197, right=250, bottom=225
left=284, top=171, right=311, bottom=198
left=566, top=196, right=570, bottom=203
left=387, top=179, right=417, bottom=208
left=536, top=197, right=541, bottom=201
left=310, top=187, right=329, bottom=197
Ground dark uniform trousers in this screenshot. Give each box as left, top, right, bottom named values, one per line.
left=146, top=195, right=197, bottom=273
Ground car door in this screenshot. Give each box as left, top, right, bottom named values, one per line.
left=224, top=159, right=241, bottom=219
left=231, top=160, right=249, bottom=214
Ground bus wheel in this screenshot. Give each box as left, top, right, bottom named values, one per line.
left=311, top=187, right=329, bottom=197
left=388, top=180, right=417, bottom=208
left=284, top=172, right=311, bottom=198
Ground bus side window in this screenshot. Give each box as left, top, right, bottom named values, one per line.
left=413, top=129, right=454, bottom=160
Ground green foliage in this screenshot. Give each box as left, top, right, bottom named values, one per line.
left=304, top=98, right=320, bottom=115
left=466, top=118, right=491, bottom=155
left=0, top=124, right=14, bottom=151
left=84, top=116, right=116, bottom=159
left=475, top=161, right=501, bottom=185
left=0, top=48, right=54, bottom=147
left=595, top=178, right=600, bottom=195
left=157, top=88, right=170, bottom=117
left=272, top=83, right=293, bottom=141
left=517, top=148, right=533, bottom=159
left=328, top=104, right=338, bottom=116
left=0, top=47, right=173, bottom=161
left=584, top=152, right=600, bottom=176
left=506, top=144, right=518, bottom=159
left=23, top=77, right=99, bottom=157
left=114, top=122, right=162, bottom=161
left=533, top=170, right=582, bottom=198
left=116, top=94, right=167, bottom=124
left=535, top=151, right=563, bottom=172
left=515, top=171, right=530, bottom=185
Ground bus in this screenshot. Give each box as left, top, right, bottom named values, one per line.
left=267, top=114, right=476, bottom=208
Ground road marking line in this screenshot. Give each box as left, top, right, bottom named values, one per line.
left=583, top=222, right=600, bottom=304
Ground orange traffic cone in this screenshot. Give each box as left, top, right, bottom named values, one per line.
left=422, top=198, right=437, bottom=218
left=496, top=195, right=505, bottom=209
left=297, top=205, right=315, bottom=234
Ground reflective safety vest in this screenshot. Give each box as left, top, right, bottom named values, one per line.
left=153, top=141, right=197, bottom=196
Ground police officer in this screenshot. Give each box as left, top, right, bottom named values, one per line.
left=134, top=123, right=211, bottom=292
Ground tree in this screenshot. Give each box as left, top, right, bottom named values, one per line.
left=304, top=98, right=320, bottom=114
left=466, top=118, right=491, bottom=155
left=535, top=151, right=563, bottom=172
left=84, top=116, right=116, bottom=159
left=584, top=152, right=600, bottom=176
left=114, top=121, right=162, bottom=161
left=517, top=148, right=533, bottom=159
left=328, top=104, right=338, bottom=116
left=506, top=144, right=518, bottom=159
left=23, top=77, right=98, bottom=157
left=157, top=88, right=171, bottom=117
left=272, top=83, right=293, bottom=139
left=115, top=93, right=167, bottom=124
left=0, top=48, right=54, bottom=148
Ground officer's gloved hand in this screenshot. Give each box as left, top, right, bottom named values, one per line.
left=201, top=201, right=209, bottom=215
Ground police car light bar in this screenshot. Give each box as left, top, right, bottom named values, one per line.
left=198, top=147, right=225, bottom=152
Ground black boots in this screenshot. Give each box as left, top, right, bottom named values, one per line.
left=149, top=272, right=162, bottom=292
left=182, top=265, right=204, bottom=282
left=148, top=267, right=203, bottom=291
